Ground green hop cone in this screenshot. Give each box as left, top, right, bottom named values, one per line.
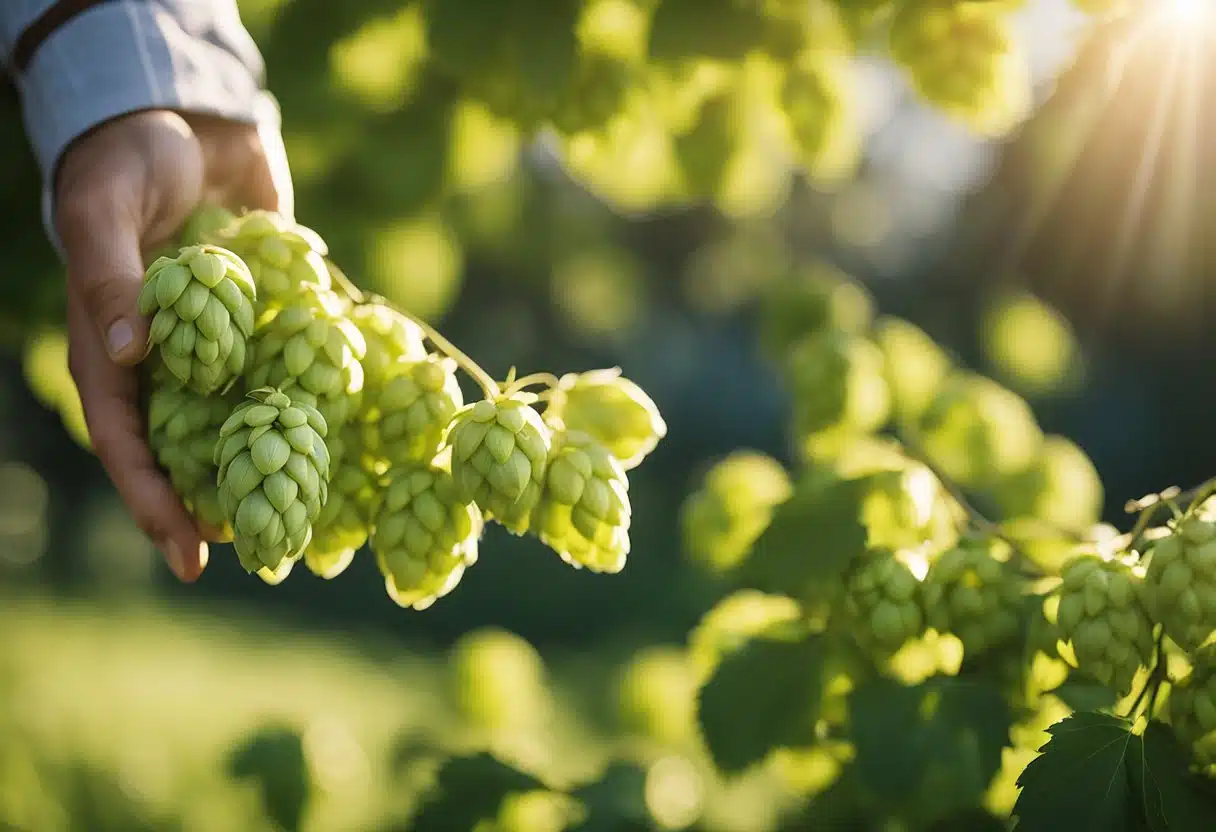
left=179, top=204, right=238, bottom=247
left=681, top=451, right=793, bottom=575
left=350, top=302, right=427, bottom=390
left=532, top=430, right=632, bottom=574
left=206, top=209, right=331, bottom=313
left=1053, top=554, right=1154, bottom=698
left=992, top=435, right=1104, bottom=535
left=841, top=548, right=926, bottom=658
left=305, top=428, right=381, bottom=580
left=364, top=355, right=463, bottom=467
left=146, top=382, right=236, bottom=538
left=1141, top=514, right=1216, bottom=652
left=445, top=394, right=552, bottom=534
left=1166, top=644, right=1216, bottom=765
left=369, top=464, right=483, bottom=610
left=923, top=535, right=1026, bottom=657
left=248, top=287, right=367, bottom=429
left=543, top=368, right=666, bottom=471
left=215, top=388, right=331, bottom=580
left=758, top=262, right=874, bottom=361
left=137, top=245, right=256, bottom=395
left=785, top=329, right=891, bottom=445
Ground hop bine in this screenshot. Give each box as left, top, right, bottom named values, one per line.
left=138, top=245, right=256, bottom=395
left=445, top=393, right=553, bottom=534
left=532, top=430, right=632, bottom=574
left=215, top=388, right=331, bottom=582
left=370, top=463, right=483, bottom=610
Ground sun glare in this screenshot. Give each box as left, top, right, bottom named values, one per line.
left=1159, top=0, right=1210, bottom=25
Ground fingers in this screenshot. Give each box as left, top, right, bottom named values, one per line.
left=56, top=192, right=151, bottom=366
left=67, top=294, right=209, bottom=582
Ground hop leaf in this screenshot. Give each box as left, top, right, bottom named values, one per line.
left=369, top=463, right=483, bottom=610
left=532, top=430, right=631, bottom=574
left=146, top=382, right=238, bottom=538
left=305, top=427, right=381, bottom=579
left=445, top=394, right=553, bottom=534
left=247, top=287, right=367, bottom=429
left=758, top=262, right=873, bottom=361
left=1142, top=514, right=1216, bottom=652
left=1052, top=554, right=1154, bottom=698
left=923, top=535, right=1026, bottom=658
left=137, top=245, right=256, bottom=395
left=207, top=209, right=331, bottom=313
left=215, top=387, right=331, bottom=579
left=544, top=368, right=666, bottom=470
left=364, top=355, right=464, bottom=467
left=841, top=548, right=927, bottom=658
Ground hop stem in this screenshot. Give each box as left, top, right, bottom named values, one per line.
left=504, top=372, right=562, bottom=398
left=325, top=262, right=501, bottom=400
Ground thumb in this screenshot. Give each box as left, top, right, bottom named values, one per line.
left=57, top=194, right=151, bottom=366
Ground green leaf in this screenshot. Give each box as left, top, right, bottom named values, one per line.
left=1132, top=720, right=1216, bottom=832
left=226, top=725, right=312, bottom=832
left=734, top=476, right=871, bottom=605
left=849, top=676, right=1012, bottom=814
left=696, top=630, right=829, bottom=775
left=647, top=0, right=768, bottom=64
left=409, top=752, right=548, bottom=831
left=1013, top=711, right=1139, bottom=832
left=569, top=761, right=653, bottom=832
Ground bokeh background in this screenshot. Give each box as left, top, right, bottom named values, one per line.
left=3, top=0, right=1216, bottom=829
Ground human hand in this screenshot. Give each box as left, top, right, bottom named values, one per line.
left=54, top=109, right=293, bottom=582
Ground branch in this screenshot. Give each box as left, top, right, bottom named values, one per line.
left=325, top=258, right=502, bottom=400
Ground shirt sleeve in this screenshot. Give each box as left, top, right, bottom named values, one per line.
left=0, top=0, right=282, bottom=256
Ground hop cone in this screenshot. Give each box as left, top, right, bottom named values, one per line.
left=137, top=245, right=255, bottom=395
left=1141, top=514, right=1216, bottom=651
left=305, top=428, right=381, bottom=579
left=681, top=452, right=793, bottom=575
left=215, top=388, right=331, bottom=578
left=146, top=383, right=234, bottom=537
left=1167, top=644, right=1216, bottom=765
left=842, top=549, right=926, bottom=657
left=369, top=464, right=483, bottom=610
left=364, top=355, right=463, bottom=467
left=351, top=302, right=427, bottom=390
left=446, top=394, right=552, bottom=534
left=785, top=329, right=890, bottom=443
left=248, top=287, right=367, bottom=429
left=544, top=369, right=666, bottom=471
left=207, top=209, right=331, bottom=312
left=1054, top=555, right=1154, bottom=698
left=923, top=535, right=1025, bottom=657
left=532, top=430, right=631, bottom=573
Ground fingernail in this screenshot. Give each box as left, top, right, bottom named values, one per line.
left=197, top=541, right=210, bottom=573
left=107, top=319, right=134, bottom=358
left=160, top=539, right=187, bottom=581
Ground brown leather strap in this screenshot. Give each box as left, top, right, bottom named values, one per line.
left=11, top=0, right=113, bottom=74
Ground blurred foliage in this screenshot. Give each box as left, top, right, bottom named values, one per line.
left=8, top=0, right=1216, bottom=830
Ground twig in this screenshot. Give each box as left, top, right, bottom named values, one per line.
left=324, top=259, right=501, bottom=400
left=1126, top=630, right=1168, bottom=721
left=1115, top=476, right=1216, bottom=554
